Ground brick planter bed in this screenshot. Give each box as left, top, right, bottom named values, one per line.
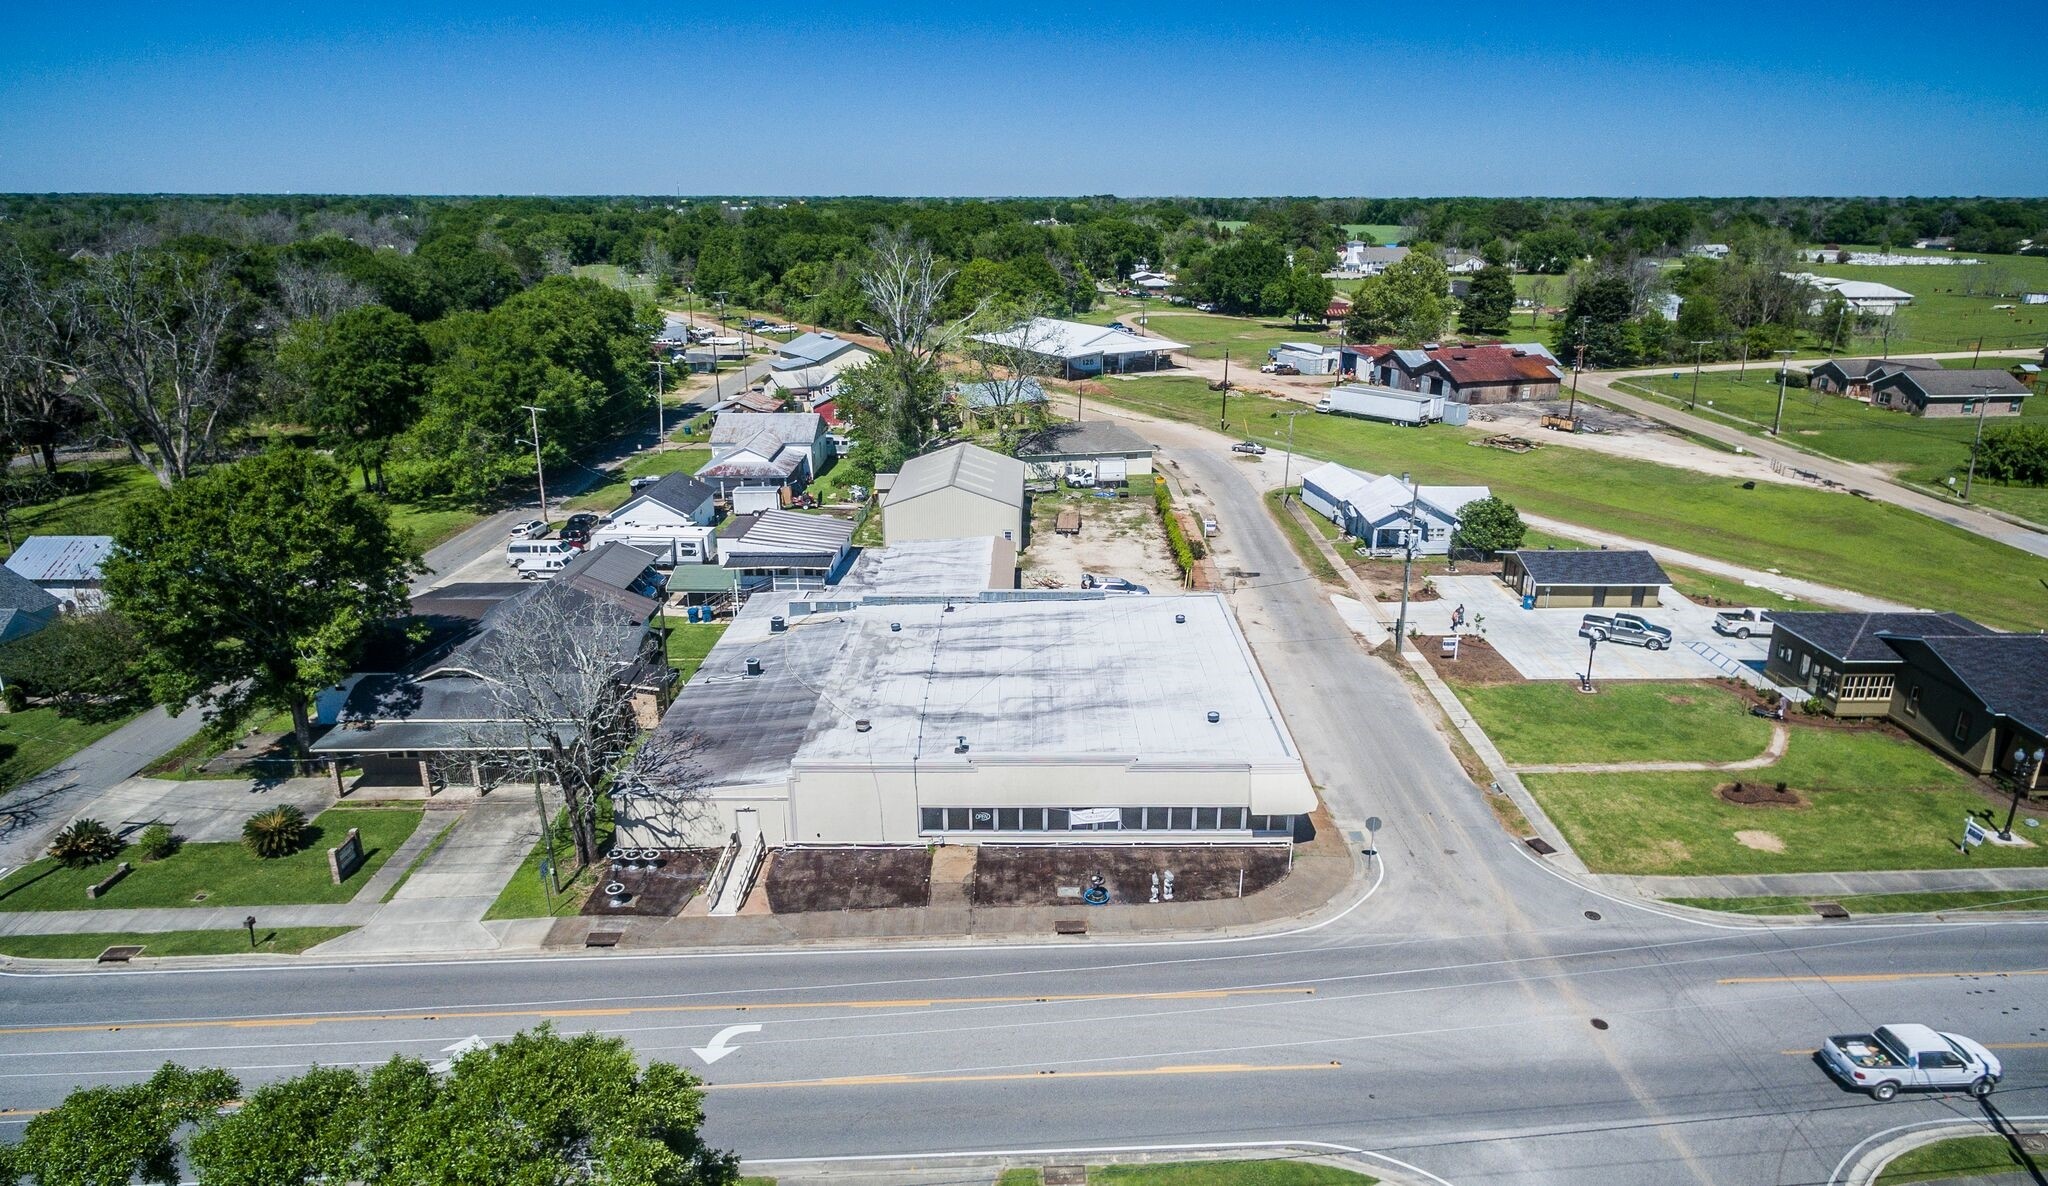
left=765, top=847, right=933, bottom=912
left=971, top=844, right=1292, bottom=908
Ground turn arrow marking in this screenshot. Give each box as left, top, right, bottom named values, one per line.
left=431, top=1035, right=486, bottom=1073
left=692, top=1023, right=762, bottom=1065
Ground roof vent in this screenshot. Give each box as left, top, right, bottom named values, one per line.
left=954, top=735, right=970, bottom=754
left=1206, top=711, right=1221, bottom=724
left=769, top=615, right=787, bottom=633
left=745, top=657, right=763, bottom=677
left=855, top=719, right=872, bottom=733
left=1175, top=613, right=1186, bottom=624
left=890, top=622, right=902, bottom=632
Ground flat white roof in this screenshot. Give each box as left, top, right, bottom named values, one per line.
left=837, top=537, right=1004, bottom=597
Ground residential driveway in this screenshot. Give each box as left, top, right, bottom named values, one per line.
left=1426, top=575, right=1773, bottom=683
left=312, top=796, right=539, bottom=956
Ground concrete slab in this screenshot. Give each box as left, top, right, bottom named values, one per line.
left=79, top=776, right=341, bottom=845
left=1428, top=575, right=1772, bottom=683
left=387, top=797, right=538, bottom=902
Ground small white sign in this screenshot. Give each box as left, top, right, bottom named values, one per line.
left=1963, top=817, right=1989, bottom=847
left=1069, top=807, right=1121, bottom=826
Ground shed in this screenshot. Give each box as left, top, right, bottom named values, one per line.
left=881, top=443, right=1027, bottom=545
left=1501, top=549, right=1671, bottom=609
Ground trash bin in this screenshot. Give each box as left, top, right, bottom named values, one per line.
left=1522, top=594, right=1536, bottom=610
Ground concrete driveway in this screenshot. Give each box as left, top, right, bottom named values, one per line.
left=1427, top=574, right=1772, bottom=682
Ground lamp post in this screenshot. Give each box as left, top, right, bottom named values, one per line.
left=2000, top=746, right=2044, bottom=841
left=1392, top=473, right=1421, bottom=655
left=517, top=405, right=548, bottom=521
left=1688, top=340, right=1713, bottom=410
left=1768, top=349, right=1797, bottom=436
left=1582, top=633, right=1600, bottom=693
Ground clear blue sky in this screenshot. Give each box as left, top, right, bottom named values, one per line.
left=4, top=1, right=2043, bottom=196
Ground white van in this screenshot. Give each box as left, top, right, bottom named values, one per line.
left=506, top=539, right=576, bottom=577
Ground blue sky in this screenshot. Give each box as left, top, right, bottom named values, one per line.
left=3, top=1, right=2043, bottom=196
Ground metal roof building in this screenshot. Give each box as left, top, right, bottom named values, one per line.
left=881, top=443, right=1026, bottom=546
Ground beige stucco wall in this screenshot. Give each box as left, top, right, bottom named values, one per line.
left=884, top=488, right=1024, bottom=545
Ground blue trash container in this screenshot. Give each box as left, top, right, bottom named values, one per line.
left=1522, top=594, right=1536, bottom=610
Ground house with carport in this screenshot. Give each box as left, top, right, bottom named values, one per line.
left=968, top=317, right=1186, bottom=379
left=1015, top=421, right=1154, bottom=487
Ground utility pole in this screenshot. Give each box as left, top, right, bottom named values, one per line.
left=1219, top=349, right=1230, bottom=431
left=1688, top=340, right=1712, bottom=410
left=1769, top=350, right=1797, bottom=436
left=651, top=358, right=667, bottom=443
left=1280, top=410, right=1305, bottom=498
left=1392, top=472, right=1420, bottom=655
left=1566, top=343, right=1586, bottom=420
left=1962, top=384, right=1995, bottom=500
left=518, top=405, right=548, bottom=520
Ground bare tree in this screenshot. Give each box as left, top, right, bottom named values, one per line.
left=460, top=585, right=671, bottom=867
left=857, top=227, right=984, bottom=459
left=0, top=248, right=86, bottom=476
left=639, top=238, right=675, bottom=293
left=273, top=260, right=373, bottom=323
left=69, top=250, right=246, bottom=487
left=963, top=301, right=1061, bottom=451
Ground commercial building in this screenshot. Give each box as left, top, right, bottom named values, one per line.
left=1500, top=548, right=1670, bottom=609
left=617, top=589, right=1317, bottom=850
left=880, top=443, right=1026, bottom=545
left=835, top=536, right=1017, bottom=598
left=1369, top=343, right=1563, bottom=404
left=1015, top=420, right=1155, bottom=485
left=968, top=316, right=1187, bottom=379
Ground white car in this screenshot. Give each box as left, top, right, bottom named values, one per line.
left=507, top=519, right=549, bottom=540
left=1820, top=1024, right=2002, bottom=1101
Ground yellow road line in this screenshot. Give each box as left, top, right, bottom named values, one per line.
left=0, top=987, right=1313, bottom=1038
left=704, top=1061, right=1342, bottom=1091
left=1783, top=1041, right=2048, bottom=1056
left=1721, top=970, right=2048, bottom=985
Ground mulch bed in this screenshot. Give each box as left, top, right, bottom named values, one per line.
left=1717, top=781, right=1806, bottom=807
left=765, top=847, right=932, bottom=912
left=1420, top=633, right=1524, bottom=685
left=971, top=845, right=1291, bottom=908
left=581, top=848, right=720, bottom=917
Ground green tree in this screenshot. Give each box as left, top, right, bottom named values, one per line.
left=1349, top=248, right=1451, bottom=344
left=0, top=611, right=146, bottom=721
left=1451, top=496, right=1526, bottom=556
left=1285, top=263, right=1335, bottom=326
left=1458, top=264, right=1515, bottom=334
left=8, top=1063, right=237, bottom=1186
left=103, top=449, right=420, bottom=752
left=1975, top=423, right=2048, bottom=486
left=1554, top=274, right=1639, bottom=367
left=1672, top=290, right=1725, bottom=354
left=1185, top=234, right=1289, bottom=314
left=275, top=304, right=428, bottom=492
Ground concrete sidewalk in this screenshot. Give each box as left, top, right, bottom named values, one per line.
left=0, top=901, right=378, bottom=935
left=312, top=796, right=539, bottom=955
left=1601, top=866, right=2048, bottom=901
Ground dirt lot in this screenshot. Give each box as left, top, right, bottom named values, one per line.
left=581, top=848, right=719, bottom=917
left=765, top=847, right=932, bottom=912
left=1419, top=633, right=1525, bottom=685
left=971, top=845, right=1293, bottom=907
left=1473, top=398, right=1792, bottom=483
left=1019, top=486, right=1182, bottom=591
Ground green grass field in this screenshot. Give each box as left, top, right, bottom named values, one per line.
left=1091, top=375, right=2048, bottom=630
left=1342, top=223, right=1405, bottom=245
left=1080, top=297, right=1339, bottom=362
left=0, top=926, right=355, bottom=959
left=0, top=707, right=135, bottom=795
left=1523, top=727, right=2039, bottom=876
left=1001, top=1163, right=1376, bottom=1186
left=1797, top=251, right=2048, bottom=355
left=1670, top=889, right=2048, bottom=915
left=571, top=262, right=661, bottom=300
left=665, top=620, right=729, bottom=682
left=563, top=446, right=711, bottom=513
left=1874, top=1134, right=2034, bottom=1185
left=1451, top=681, right=1771, bottom=767
left=1622, top=369, right=2048, bottom=527
left=0, top=805, right=423, bottom=910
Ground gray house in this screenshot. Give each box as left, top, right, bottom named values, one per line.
left=1868, top=367, right=2030, bottom=418
left=1500, top=549, right=1670, bottom=609
left=696, top=412, right=833, bottom=495
left=0, top=567, right=61, bottom=644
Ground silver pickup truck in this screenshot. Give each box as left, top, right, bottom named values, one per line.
left=1820, top=1024, right=2001, bottom=1101
left=1577, top=612, right=1672, bottom=651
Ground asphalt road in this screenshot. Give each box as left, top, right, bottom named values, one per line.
left=5, top=423, right=2046, bottom=1186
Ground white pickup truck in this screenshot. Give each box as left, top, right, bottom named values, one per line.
left=1820, top=1024, right=2001, bottom=1101
left=1712, top=608, right=1773, bottom=639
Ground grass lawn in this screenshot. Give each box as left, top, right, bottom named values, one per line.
left=1669, top=889, right=2048, bottom=915
left=0, top=926, right=355, bottom=959
left=563, top=447, right=712, bottom=513
left=1342, top=223, right=1405, bottom=245
left=1620, top=369, right=2048, bottom=528
left=0, top=460, right=164, bottom=562
left=1089, top=375, right=2048, bottom=630
left=571, top=262, right=660, bottom=301
left=1875, top=1134, right=2034, bottom=1185
left=0, top=706, right=135, bottom=795
left=1001, top=1162, right=1377, bottom=1185
left=1263, top=488, right=1341, bottom=583
left=1078, top=298, right=1339, bottom=363
left=484, top=799, right=610, bottom=921
left=665, top=620, right=729, bottom=682
left=1660, top=561, right=1818, bottom=612
left=1800, top=251, right=2048, bottom=355
left=0, top=805, right=423, bottom=910
left=1523, top=726, right=2043, bottom=876
left=1451, top=680, right=1771, bottom=766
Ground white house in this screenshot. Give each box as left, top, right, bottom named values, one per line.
left=716, top=508, right=856, bottom=586
left=1338, top=243, right=1408, bottom=275
left=588, top=473, right=720, bottom=566
left=697, top=412, right=833, bottom=495
left=1298, top=462, right=1490, bottom=555
left=968, top=317, right=1187, bottom=379
left=881, top=443, right=1027, bottom=545
left=766, top=331, right=873, bottom=400
left=3, top=535, right=112, bottom=612
left=1788, top=273, right=1915, bottom=316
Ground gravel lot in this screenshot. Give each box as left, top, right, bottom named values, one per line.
left=1018, top=486, right=1182, bottom=591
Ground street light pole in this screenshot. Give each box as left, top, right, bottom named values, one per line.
left=1688, top=340, right=1712, bottom=410
left=1393, top=473, right=1420, bottom=655
left=1583, top=634, right=1600, bottom=693
left=1962, top=384, right=1995, bottom=500
left=519, top=405, right=548, bottom=520
left=2000, top=746, right=2044, bottom=841
left=1769, top=349, right=1797, bottom=436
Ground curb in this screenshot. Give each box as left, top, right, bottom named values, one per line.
left=741, top=1143, right=1455, bottom=1186
left=1834, top=1116, right=2048, bottom=1186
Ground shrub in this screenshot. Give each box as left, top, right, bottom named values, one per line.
left=48, top=818, right=122, bottom=869
left=1152, top=476, right=1205, bottom=576
left=135, top=823, right=181, bottom=861
left=2, top=683, right=25, bottom=712
left=242, top=805, right=309, bottom=859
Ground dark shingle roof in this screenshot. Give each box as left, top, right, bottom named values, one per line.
left=1910, top=634, right=2048, bottom=736
left=1016, top=420, right=1154, bottom=458
left=1814, top=357, right=1938, bottom=381
left=636, top=472, right=716, bottom=516
left=0, top=567, right=60, bottom=615
left=1509, top=549, right=1670, bottom=587
left=1768, top=611, right=1993, bottom=663
left=1880, top=367, right=2031, bottom=398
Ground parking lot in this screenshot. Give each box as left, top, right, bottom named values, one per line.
left=1424, top=574, right=1773, bottom=683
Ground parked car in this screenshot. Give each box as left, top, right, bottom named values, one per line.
left=1713, top=608, right=1774, bottom=639
left=629, top=475, right=660, bottom=492
left=1314, top=398, right=1335, bottom=412
left=1108, top=321, right=1133, bottom=333
left=1081, top=574, right=1149, bottom=594
left=1578, top=612, right=1672, bottom=650
left=1259, top=362, right=1279, bottom=374
left=559, top=512, right=601, bottom=546
left=507, top=519, right=549, bottom=540
left=1820, top=1024, right=2001, bottom=1101
left=1271, top=363, right=1299, bottom=376
left=1232, top=440, right=1266, bottom=455
left=1065, top=470, right=1098, bottom=489
left=1195, top=303, right=1216, bottom=312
